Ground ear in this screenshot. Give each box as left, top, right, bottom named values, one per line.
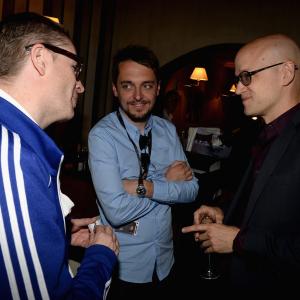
left=156, top=81, right=161, bottom=96
left=29, top=44, right=49, bottom=77
left=282, top=61, right=296, bottom=86
left=112, top=83, right=118, bottom=97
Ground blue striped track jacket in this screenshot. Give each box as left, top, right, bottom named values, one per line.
left=0, top=96, right=117, bottom=300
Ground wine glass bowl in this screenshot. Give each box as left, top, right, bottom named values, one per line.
left=201, top=215, right=214, bottom=225
left=199, top=215, right=220, bottom=280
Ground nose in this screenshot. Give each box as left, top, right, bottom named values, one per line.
left=235, top=81, right=246, bottom=95
left=76, top=80, right=85, bottom=93
left=133, top=87, right=143, bottom=100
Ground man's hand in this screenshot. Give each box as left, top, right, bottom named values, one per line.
left=165, top=160, right=193, bottom=181
left=121, top=160, right=193, bottom=198
left=90, top=225, right=119, bottom=255
left=182, top=223, right=239, bottom=254
left=182, top=205, right=224, bottom=242
left=193, top=205, right=224, bottom=225
left=71, top=217, right=98, bottom=248
left=70, top=218, right=119, bottom=255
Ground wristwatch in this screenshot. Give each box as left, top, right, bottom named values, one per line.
left=136, top=178, right=146, bottom=197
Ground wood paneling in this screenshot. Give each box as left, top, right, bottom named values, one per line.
left=28, top=0, right=43, bottom=14
left=92, top=0, right=116, bottom=126
left=14, top=0, right=26, bottom=12
left=2, top=0, right=14, bottom=17
left=63, top=0, right=75, bottom=38
left=0, top=0, right=3, bottom=19
left=82, top=0, right=103, bottom=143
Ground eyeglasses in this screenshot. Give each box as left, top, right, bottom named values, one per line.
left=234, top=62, right=298, bottom=87
left=25, top=43, right=83, bottom=80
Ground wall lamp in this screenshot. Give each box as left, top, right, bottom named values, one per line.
left=190, top=67, right=208, bottom=85
left=45, top=16, right=60, bottom=24
left=229, top=84, right=236, bottom=93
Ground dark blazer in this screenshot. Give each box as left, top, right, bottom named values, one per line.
left=224, top=108, right=300, bottom=291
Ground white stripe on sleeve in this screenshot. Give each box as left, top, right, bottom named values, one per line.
left=13, top=132, right=50, bottom=300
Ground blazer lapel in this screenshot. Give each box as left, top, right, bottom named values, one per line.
left=242, top=120, right=297, bottom=226
left=224, top=161, right=253, bottom=224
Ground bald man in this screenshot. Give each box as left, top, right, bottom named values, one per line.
left=182, top=34, right=300, bottom=291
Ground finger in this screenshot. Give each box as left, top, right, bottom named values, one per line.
left=104, top=225, right=113, bottom=235
left=184, top=168, right=192, bottom=177
left=204, top=246, right=213, bottom=254
left=94, top=225, right=107, bottom=234
left=71, top=217, right=98, bottom=227
left=193, top=210, right=202, bottom=225
left=172, top=160, right=184, bottom=166
left=116, top=238, right=120, bottom=251
left=215, top=215, right=223, bottom=224
left=185, top=174, right=193, bottom=181
left=182, top=224, right=204, bottom=233
left=183, top=164, right=191, bottom=171
left=88, top=228, right=95, bottom=242
left=112, top=232, right=117, bottom=244
left=186, top=168, right=192, bottom=175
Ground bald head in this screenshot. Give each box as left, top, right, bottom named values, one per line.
left=236, top=34, right=300, bottom=70
left=235, top=34, right=300, bottom=123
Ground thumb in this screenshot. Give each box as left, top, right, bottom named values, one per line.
left=71, top=216, right=98, bottom=227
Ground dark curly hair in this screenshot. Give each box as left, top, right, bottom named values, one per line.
left=112, top=45, right=160, bottom=84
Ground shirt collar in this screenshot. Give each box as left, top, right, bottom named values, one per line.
left=259, top=103, right=300, bottom=144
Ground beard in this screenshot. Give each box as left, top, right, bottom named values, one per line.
left=120, top=100, right=153, bottom=123
left=125, top=110, right=151, bottom=122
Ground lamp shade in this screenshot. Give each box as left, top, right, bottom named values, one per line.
left=45, top=16, right=60, bottom=24
left=229, top=84, right=236, bottom=93
left=190, top=67, right=208, bottom=81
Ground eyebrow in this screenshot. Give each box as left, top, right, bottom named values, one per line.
left=119, top=80, right=156, bottom=84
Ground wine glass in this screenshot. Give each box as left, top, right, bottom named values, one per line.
left=199, top=215, right=220, bottom=280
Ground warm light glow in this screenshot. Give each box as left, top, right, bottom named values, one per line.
left=45, top=16, right=60, bottom=24
left=230, top=84, right=236, bottom=93
left=252, top=116, right=258, bottom=120
left=190, top=67, right=208, bottom=84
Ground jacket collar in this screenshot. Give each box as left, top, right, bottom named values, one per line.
left=0, top=97, right=62, bottom=175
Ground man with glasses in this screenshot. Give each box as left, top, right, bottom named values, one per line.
left=88, top=45, right=199, bottom=299
left=182, top=34, right=300, bottom=291
left=0, top=12, right=118, bottom=300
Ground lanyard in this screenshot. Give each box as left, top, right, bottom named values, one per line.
left=116, top=110, right=152, bottom=179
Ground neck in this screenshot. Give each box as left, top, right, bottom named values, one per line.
left=120, top=109, right=148, bottom=134
left=135, top=122, right=146, bottom=134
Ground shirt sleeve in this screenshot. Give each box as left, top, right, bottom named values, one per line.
left=151, top=129, right=199, bottom=204
left=88, top=128, right=159, bottom=227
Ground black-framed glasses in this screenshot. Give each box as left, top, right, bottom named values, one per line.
left=25, top=43, right=83, bottom=80
left=234, top=62, right=297, bottom=87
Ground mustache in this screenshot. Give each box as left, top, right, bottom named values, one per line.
left=128, top=100, right=149, bottom=105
